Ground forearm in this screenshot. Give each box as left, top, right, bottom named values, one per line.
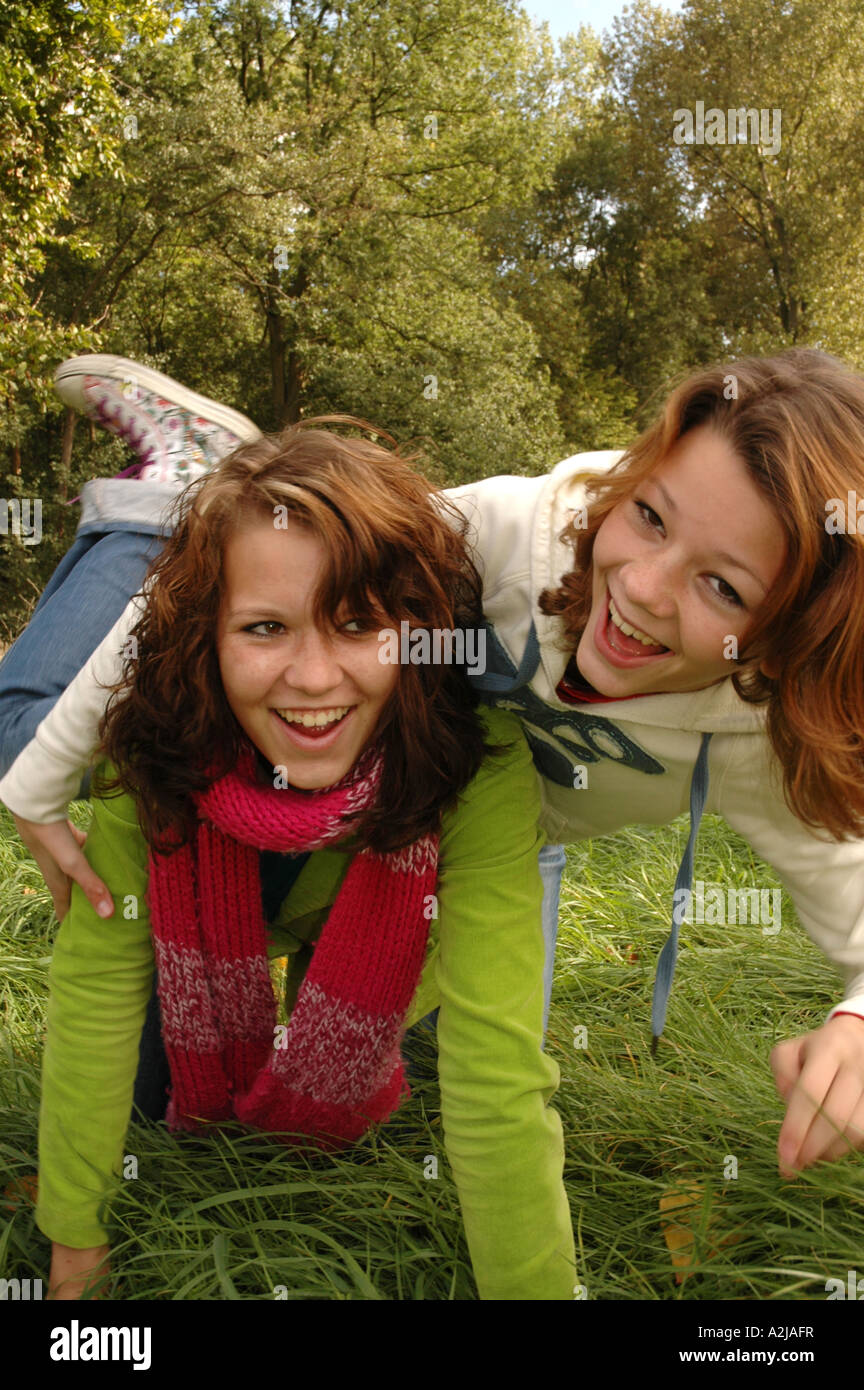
left=0, top=595, right=141, bottom=821
left=37, top=922, right=152, bottom=1246
left=439, top=1010, right=575, bottom=1300
left=37, top=792, right=155, bottom=1246
left=434, top=709, right=576, bottom=1299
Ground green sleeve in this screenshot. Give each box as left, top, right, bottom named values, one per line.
left=435, top=706, right=576, bottom=1300
left=36, top=774, right=154, bottom=1248
left=37, top=719, right=578, bottom=1298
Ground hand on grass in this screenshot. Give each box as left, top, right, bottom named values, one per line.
left=12, top=813, right=113, bottom=922
left=49, top=1242, right=112, bottom=1300
left=770, top=1013, right=864, bottom=1176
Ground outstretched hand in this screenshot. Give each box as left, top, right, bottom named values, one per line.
left=771, top=1013, right=864, bottom=1175
left=12, top=813, right=113, bottom=922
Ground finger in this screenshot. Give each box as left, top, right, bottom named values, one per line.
left=25, top=848, right=72, bottom=921
left=12, top=817, right=109, bottom=919
left=770, top=1036, right=806, bottom=1101
left=777, top=1049, right=839, bottom=1173
left=822, top=1094, right=864, bottom=1163
left=795, top=1067, right=862, bottom=1170
left=62, top=851, right=114, bottom=919
left=43, top=829, right=113, bottom=919
left=66, top=821, right=88, bottom=848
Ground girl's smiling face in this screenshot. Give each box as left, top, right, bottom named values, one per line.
left=217, top=516, right=398, bottom=789
left=575, top=424, right=789, bottom=698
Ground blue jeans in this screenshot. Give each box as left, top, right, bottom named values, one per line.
left=538, top=842, right=566, bottom=1037
left=0, top=528, right=163, bottom=783
left=405, top=843, right=565, bottom=1057
left=0, top=521, right=169, bottom=1116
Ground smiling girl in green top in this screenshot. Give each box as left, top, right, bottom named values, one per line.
left=36, top=418, right=575, bottom=1301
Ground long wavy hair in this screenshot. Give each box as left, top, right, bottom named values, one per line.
left=94, top=416, right=499, bottom=855
left=539, top=348, right=864, bottom=841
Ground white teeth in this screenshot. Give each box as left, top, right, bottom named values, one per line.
left=276, top=706, right=350, bottom=728
left=609, top=598, right=665, bottom=648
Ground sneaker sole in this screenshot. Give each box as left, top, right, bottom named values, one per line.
left=54, top=355, right=263, bottom=441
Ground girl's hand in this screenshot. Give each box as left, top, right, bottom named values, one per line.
left=12, top=814, right=113, bottom=922
left=49, top=1242, right=112, bottom=1300
left=770, top=1014, right=864, bottom=1175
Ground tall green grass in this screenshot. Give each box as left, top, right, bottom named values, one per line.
left=1, top=802, right=861, bottom=1299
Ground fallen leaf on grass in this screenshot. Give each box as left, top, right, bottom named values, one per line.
left=659, top=1180, right=742, bottom=1284
left=3, top=1174, right=38, bottom=1209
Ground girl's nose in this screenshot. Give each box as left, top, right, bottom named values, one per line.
left=618, top=555, right=678, bottom=619
left=282, top=628, right=344, bottom=694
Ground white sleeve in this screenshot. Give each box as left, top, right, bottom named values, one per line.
left=0, top=596, right=143, bottom=822
left=441, top=474, right=543, bottom=593
left=717, top=737, right=864, bottom=1024
left=441, top=453, right=623, bottom=595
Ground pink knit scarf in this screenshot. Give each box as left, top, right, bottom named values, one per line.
left=146, top=743, right=439, bottom=1147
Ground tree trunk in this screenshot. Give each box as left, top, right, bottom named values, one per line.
left=284, top=348, right=303, bottom=424
left=266, top=289, right=287, bottom=425
left=266, top=256, right=309, bottom=427
left=59, top=407, right=77, bottom=504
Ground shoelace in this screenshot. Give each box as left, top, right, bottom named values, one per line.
left=95, top=393, right=157, bottom=473
left=65, top=394, right=155, bottom=503
left=63, top=384, right=238, bottom=503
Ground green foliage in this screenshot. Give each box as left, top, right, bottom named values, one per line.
left=0, top=0, right=175, bottom=426
left=494, top=0, right=864, bottom=441
left=4, top=0, right=864, bottom=635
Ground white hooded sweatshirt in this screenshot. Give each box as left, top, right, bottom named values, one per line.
left=447, top=451, right=864, bottom=1025
left=2, top=451, right=864, bottom=1020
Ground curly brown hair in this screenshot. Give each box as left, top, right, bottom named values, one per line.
left=540, top=349, right=864, bottom=841
left=94, top=416, right=502, bottom=855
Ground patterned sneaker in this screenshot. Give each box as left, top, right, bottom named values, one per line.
left=54, top=354, right=262, bottom=484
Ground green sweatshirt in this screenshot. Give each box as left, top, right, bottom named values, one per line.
left=36, top=706, right=576, bottom=1300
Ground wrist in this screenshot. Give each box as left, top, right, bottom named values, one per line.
left=49, top=1242, right=111, bottom=1300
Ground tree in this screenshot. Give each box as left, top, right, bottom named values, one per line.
left=602, top=0, right=864, bottom=360
left=34, top=0, right=565, bottom=469
left=0, top=0, right=173, bottom=431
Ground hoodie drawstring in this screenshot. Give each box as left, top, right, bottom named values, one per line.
left=467, top=620, right=541, bottom=695
left=469, top=618, right=713, bottom=1052
left=650, top=731, right=713, bottom=1055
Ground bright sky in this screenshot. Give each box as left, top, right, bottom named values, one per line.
left=524, top=0, right=684, bottom=39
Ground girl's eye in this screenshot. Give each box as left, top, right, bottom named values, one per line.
left=245, top=621, right=284, bottom=636
left=633, top=500, right=664, bottom=531
left=340, top=617, right=378, bottom=634
left=707, top=576, right=743, bottom=607
left=632, top=500, right=744, bottom=607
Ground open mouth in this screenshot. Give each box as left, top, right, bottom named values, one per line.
left=597, top=591, right=671, bottom=664
left=273, top=706, right=354, bottom=741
